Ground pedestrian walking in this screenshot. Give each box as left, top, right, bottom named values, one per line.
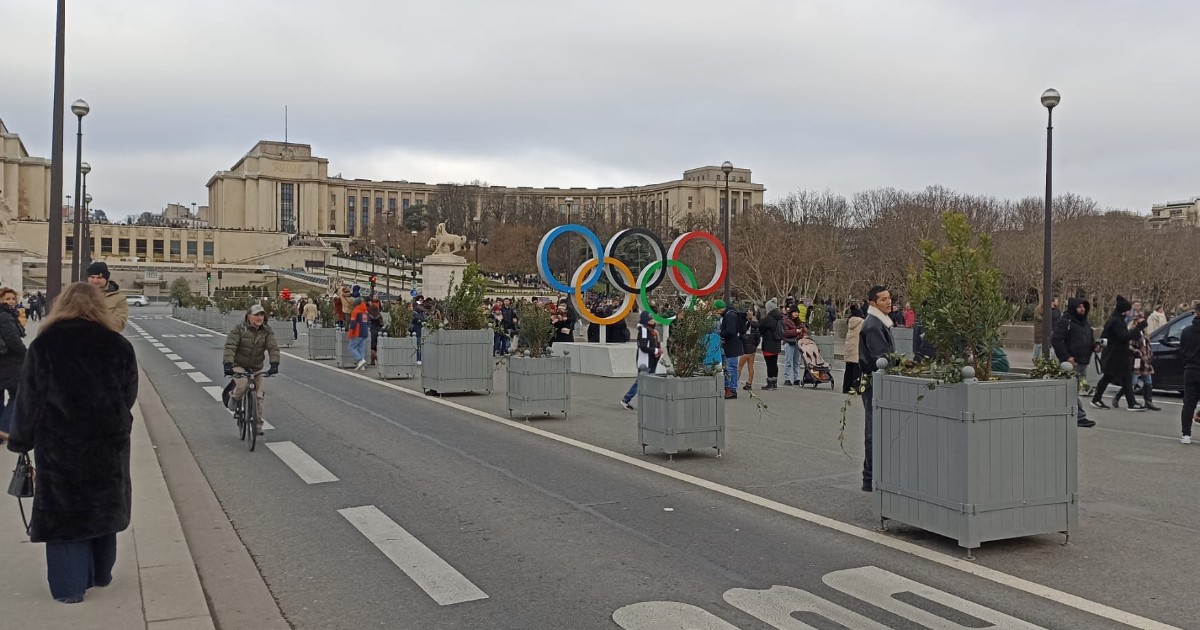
left=0, top=287, right=27, bottom=443
left=738, top=304, right=760, bottom=390
left=1177, top=303, right=1200, bottom=444
left=1147, top=304, right=1167, bottom=335
left=303, top=298, right=318, bottom=328
left=85, top=261, right=128, bottom=331
left=368, top=297, right=384, bottom=365
left=1131, top=313, right=1161, bottom=411
left=6, top=282, right=138, bottom=603
left=715, top=299, right=743, bottom=399
left=782, top=310, right=803, bottom=385
left=346, top=297, right=370, bottom=370
left=621, top=311, right=661, bottom=410
left=1051, top=297, right=1098, bottom=428
left=842, top=304, right=863, bottom=394
left=759, top=299, right=784, bottom=390
left=1092, top=296, right=1147, bottom=411
left=859, top=286, right=895, bottom=492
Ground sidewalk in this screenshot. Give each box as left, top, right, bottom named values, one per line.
left=0, top=375, right=214, bottom=629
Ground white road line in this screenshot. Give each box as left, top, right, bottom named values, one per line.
left=166, top=354, right=182, bottom=361
left=197, top=333, right=214, bottom=338
left=158, top=347, right=172, bottom=354
left=175, top=361, right=195, bottom=370
left=265, top=441, right=338, bottom=484
left=338, top=505, right=488, bottom=606
left=202, top=386, right=224, bottom=402
left=279, top=349, right=1179, bottom=630
left=187, top=372, right=211, bottom=383
left=161, top=334, right=178, bottom=338
left=262, top=420, right=275, bottom=430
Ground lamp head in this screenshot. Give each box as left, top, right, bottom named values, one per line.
left=721, top=161, right=733, bottom=174
left=80, top=162, right=91, bottom=175
left=84, top=194, right=93, bottom=204
left=1040, top=88, right=1061, bottom=109
left=71, top=99, right=90, bottom=117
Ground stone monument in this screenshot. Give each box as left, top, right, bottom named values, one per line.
left=420, top=222, right=469, bottom=299
left=0, top=191, right=23, bottom=297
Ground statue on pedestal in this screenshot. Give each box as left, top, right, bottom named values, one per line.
left=426, top=222, right=468, bottom=257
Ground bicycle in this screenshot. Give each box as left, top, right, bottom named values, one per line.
left=229, top=370, right=271, bottom=452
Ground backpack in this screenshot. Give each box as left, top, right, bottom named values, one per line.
left=737, top=310, right=750, bottom=336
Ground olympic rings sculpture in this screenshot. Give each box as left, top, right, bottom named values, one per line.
left=536, top=224, right=728, bottom=326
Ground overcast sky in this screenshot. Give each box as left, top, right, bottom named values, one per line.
left=3, top=0, right=1197, bottom=221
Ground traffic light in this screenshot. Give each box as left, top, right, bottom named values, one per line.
left=206, top=271, right=212, bottom=282
left=281, top=288, right=292, bottom=301
left=369, top=275, right=377, bottom=287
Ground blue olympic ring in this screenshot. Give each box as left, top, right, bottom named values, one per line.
left=537, top=224, right=606, bottom=294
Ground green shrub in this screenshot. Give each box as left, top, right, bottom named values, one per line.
left=517, top=301, right=552, bottom=358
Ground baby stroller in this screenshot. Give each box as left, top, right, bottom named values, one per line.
left=799, top=336, right=835, bottom=389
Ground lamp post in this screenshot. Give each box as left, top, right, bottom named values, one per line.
left=1040, top=88, right=1060, bottom=358
left=46, top=0, right=67, bottom=302
left=409, top=230, right=418, bottom=291
left=370, top=238, right=377, bottom=295
left=720, top=160, right=733, bottom=305
left=70, top=98, right=90, bottom=281
left=79, top=162, right=91, bottom=274
left=564, top=196, right=574, bottom=284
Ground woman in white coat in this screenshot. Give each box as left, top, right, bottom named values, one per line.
left=842, top=305, right=864, bottom=393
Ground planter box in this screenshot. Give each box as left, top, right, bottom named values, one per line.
left=873, top=373, right=1078, bottom=550
left=334, top=334, right=360, bottom=368
left=507, top=355, right=571, bottom=419
left=421, top=329, right=494, bottom=395
left=307, top=326, right=338, bottom=360
left=637, top=373, right=725, bottom=458
left=812, top=335, right=835, bottom=365
left=377, top=336, right=419, bottom=379
left=892, top=327, right=914, bottom=356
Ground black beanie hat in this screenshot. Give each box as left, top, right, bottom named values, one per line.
left=86, top=261, right=110, bottom=280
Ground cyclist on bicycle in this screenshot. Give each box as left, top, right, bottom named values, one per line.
left=223, top=304, right=280, bottom=435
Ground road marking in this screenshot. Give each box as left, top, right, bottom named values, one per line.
left=187, top=372, right=211, bottom=383
left=162, top=334, right=178, bottom=338
left=265, top=441, right=338, bottom=484
left=262, top=420, right=275, bottom=430
left=203, top=386, right=225, bottom=402
left=338, top=505, right=488, bottom=606
left=175, top=361, right=195, bottom=370
left=166, top=354, right=182, bottom=361
left=275, top=347, right=1179, bottom=630
left=158, top=347, right=173, bottom=354
left=197, top=333, right=214, bottom=338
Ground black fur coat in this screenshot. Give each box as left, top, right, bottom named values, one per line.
left=7, top=318, right=138, bottom=543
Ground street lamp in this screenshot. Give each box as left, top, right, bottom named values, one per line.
left=370, top=238, right=377, bottom=294
left=46, top=0, right=68, bottom=302
left=720, top=160, right=733, bottom=305
left=1040, top=88, right=1060, bottom=359
left=563, top=196, right=574, bottom=284
left=70, top=98, right=90, bottom=281
left=410, top=230, right=418, bottom=291
left=80, top=162, right=91, bottom=273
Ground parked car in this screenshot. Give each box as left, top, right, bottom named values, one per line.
left=127, top=294, right=150, bottom=307
left=1144, top=311, right=1196, bottom=394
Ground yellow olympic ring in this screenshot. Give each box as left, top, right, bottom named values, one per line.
left=571, top=257, right=637, bottom=325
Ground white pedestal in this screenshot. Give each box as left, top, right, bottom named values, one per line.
left=553, top=342, right=638, bottom=378
left=0, top=242, right=23, bottom=297
left=420, top=254, right=468, bottom=299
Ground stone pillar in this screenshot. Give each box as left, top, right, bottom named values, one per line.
left=420, top=253, right=468, bottom=300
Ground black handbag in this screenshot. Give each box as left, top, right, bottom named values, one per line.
left=8, top=452, right=33, bottom=534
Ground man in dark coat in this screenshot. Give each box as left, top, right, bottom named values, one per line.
left=1052, top=297, right=1099, bottom=427
left=1091, top=296, right=1147, bottom=411
left=859, top=286, right=895, bottom=492
left=8, top=285, right=139, bottom=603
left=759, top=299, right=785, bottom=390
left=1177, top=304, right=1200, bottom=444
left=715, top=299, right=744, bottom=399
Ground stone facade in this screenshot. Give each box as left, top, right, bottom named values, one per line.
left=0, top=118, right=51, bottom=222
left=1146, top=197, right=1200, bottom=229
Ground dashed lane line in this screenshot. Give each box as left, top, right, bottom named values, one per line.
left=175, top=362, right=195, bottom=370
left=166, top=354, right=182, bottom=361
left=202, top=386, right=224, bottom=402
left=187, top=372, right=211, bottom=384
left=265, top=441, right=338, bottom=484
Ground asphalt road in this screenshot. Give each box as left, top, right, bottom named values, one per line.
left=127, top=307, right=1176, bottom=629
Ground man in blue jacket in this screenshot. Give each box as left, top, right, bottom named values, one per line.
left=859, top=286, right=895, bottom=492
left=715, top=300, right=744, bottom=399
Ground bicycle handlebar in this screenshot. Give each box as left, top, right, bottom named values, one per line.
left=231, top=371, right=274, bottom=378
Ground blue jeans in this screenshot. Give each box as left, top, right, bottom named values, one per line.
left=783, top=343, right=802, bottom=382
left=623, top=366, right=650, bottom=403
left=724, top=356, right=738, bottom=392
left=46, top=533, right=117, bottom=601
left=349, top=336, right=367, bottom=362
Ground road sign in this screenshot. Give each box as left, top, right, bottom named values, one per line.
left=410, top=289, right=418, bottom=297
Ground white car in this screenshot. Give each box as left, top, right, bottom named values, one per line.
left=126, top=295, right=150, bottom=307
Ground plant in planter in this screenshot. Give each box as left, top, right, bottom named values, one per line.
left=377, top=300, right=419, bottom=379
left=638, top=303, right=725, bottom=460
left=308, top=297, right=339, bottom=360
left=507, top=300, right=570, bottom=419
left=421, top=264, right=494, bottom=396
left=872, top=212, right=1079, bottom=555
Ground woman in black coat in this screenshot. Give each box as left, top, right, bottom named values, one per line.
left=1091, top=296, right=1147, bottom=411
left=0, top=286, right=27, bottom=441
left=759, top=299, right=785, bottom=390
left=7, top=282, right=138, bottom=603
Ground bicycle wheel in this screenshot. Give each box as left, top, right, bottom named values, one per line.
left=245, top=391, right=258, bottom=452
left=237, top=400, right=248, bottom=441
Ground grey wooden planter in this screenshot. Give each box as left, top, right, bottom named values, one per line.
left=307, top=326, right=338, bottom=360
left=421, top=329, right=494, bottom=395
left=506, top=355, right=571, bottom=419
left=812, top=335, right=835, bottom=364
left=637, top=373, right=725, bottom=459
left=892, top=327, right=914, bottom=356
left=334, top=334, right=360, bottom=368
left=377, top=336, right=419, bottom=379
left=873, top=373, right=1078, bottom=552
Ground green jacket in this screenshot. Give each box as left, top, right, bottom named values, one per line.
left=223, top=320, right=280, bottom=371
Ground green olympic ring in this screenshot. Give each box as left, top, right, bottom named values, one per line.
left=637, top=259, right=699, bottom=326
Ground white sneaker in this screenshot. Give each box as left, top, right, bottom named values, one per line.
left=355, top=359, right=367, bottom=371
left=1183, top=435, right=1192, bottom=445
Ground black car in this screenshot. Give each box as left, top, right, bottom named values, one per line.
left=1146, top=312, right=1197, bottom=393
